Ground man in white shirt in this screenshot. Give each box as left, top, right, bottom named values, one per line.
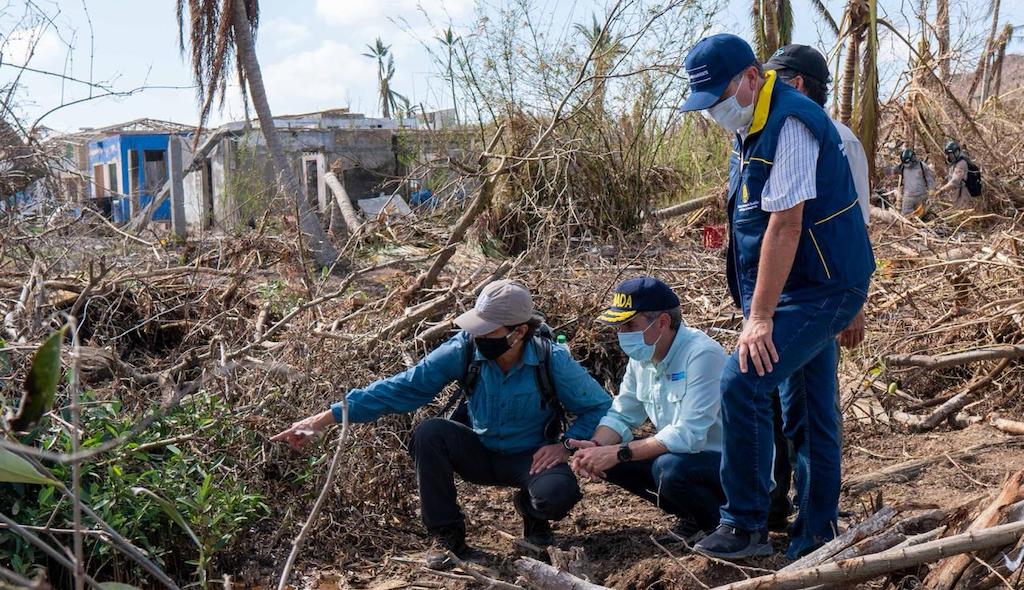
left=568, top=277, right=727, bottom=541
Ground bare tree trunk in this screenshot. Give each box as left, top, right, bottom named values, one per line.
left=323, top=171, right=362, bottom=235
left=230, top=0, right=339, bottom=268
left=936, top=0, right=951, bottom=81
left=840, top=26, right=860, bottom=125
left=981, top=0, right=1000, bottom=102
left=763, top=0, right=779, bottom=58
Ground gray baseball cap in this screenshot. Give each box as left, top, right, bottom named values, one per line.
left=455, top=279, right=535, bottom=336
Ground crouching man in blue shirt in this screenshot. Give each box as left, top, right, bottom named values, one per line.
left=569, top=277, right=727, bottom=541
left=272, top=279, right=612, bottom=570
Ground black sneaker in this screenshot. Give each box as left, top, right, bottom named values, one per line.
left=655, top=517, right=706, bottom=545
left=694, top=525, right=773, bottom=560
left=513, top=490, right=555, bottom=547
left=424, top=525, right=485, bottom=570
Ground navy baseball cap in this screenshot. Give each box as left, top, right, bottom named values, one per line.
left=679, top=33, right=757, bottom=112
left=597, top=276, right=681, bottom=325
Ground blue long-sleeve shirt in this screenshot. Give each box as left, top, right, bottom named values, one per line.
left=599, top=325, right=726, bottom=454
left=332, top=332, right=612, bottom=454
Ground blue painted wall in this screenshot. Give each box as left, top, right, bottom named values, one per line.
left=88, top=133, right=185, bottom=223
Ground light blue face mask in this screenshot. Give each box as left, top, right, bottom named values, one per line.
left=617, top=320, right=662, bottom=362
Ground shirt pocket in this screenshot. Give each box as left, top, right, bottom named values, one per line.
left=506, top=388, right=546, bottom=423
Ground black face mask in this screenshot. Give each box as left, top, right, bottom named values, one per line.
left=476, top=334, right=512, bottom=360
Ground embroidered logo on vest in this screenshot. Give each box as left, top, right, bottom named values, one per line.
left=742, top=183, right=750, bottom=203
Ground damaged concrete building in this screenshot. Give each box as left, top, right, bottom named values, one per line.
left=182, top=108, right=419, bottom=231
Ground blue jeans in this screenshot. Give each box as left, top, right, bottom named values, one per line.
left=719, top=285, right=866, bottom=558
left=604, top=451, right=724, bottom=532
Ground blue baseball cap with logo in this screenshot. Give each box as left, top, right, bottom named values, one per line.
left=597, top=276, right=681, bottom=325
left=679, top=33, right=757, bottom=112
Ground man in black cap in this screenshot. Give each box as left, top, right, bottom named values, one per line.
left=679, top=34, right=874, bottom=560
left=568, top=277, right=727, bottom=541
left=764, top=44, right=869, bottom=227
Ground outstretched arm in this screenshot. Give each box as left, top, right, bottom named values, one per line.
left=272, top=334, right=468, bottom=449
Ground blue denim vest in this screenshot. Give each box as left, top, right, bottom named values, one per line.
left=725, top=71, right=875, bottom=315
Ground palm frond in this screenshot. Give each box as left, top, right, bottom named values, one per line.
left=175, top=0, right=260, bottom=133
left=808, top=0, right=840, bottom=36
left=777, top=0, right=794, bottom=47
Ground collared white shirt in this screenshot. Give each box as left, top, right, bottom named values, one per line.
left=760, top=117, right=820, bottom=212
left=760, top=116, right=870, bottom=224
left=598, top=325, right=726, bottom=454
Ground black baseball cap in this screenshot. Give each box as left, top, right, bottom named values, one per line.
left=765, top=44, right=831, bottom=85
left=597, top=276, right=681, bottom=325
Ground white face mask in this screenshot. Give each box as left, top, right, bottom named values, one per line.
left=705, top=93, right=755, bottom=132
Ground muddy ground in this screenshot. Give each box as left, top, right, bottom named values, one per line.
left=288, top=420, right=1024, bottom=589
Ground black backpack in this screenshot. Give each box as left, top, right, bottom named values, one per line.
left=442, top=327, right=567, bottom=443
left=956, top=156, right=982, bottom=197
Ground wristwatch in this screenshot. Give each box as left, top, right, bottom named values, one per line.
left=560, top=435, right=574, bottom=452
left=617, top=442, right=633, bottom=463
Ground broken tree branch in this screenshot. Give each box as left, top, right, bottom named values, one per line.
left=323, top=171, right=363, bottom=235
left=407, top=124, right=506, bottom=297
left=276, top=398, right=349, bottom=590
left=886, top=345, right=1024, bottom=370
left=514, top=556, right=610, bottom=590
left=924, top=470, right=1024, bottom=590
left=713, top=519, right=1024, bottom=590
left=652, top=194, right=717, bottom=219
left=891, top=358, right=1012, bottom=432
left=842, top=440, right=1024, bottom=495
left=781, top=506, right=897, bottom=572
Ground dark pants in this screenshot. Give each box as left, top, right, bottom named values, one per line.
left=720, top=286, right=866, bottom=558
left=769, top=390, right=795, bottom=521
left=409, top=418, right=582, bottom=534
left=604, top=451, right=725, bottom=532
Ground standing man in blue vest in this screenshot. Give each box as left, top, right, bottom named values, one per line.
left=678, top=34, right=875, bottom=560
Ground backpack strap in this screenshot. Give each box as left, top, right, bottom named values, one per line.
left=440, top=337, right=479, bottom=420
left=534, top=337, right=556, bottom=409
left=533, top=336, right=567, bottom=443
left=460, top=336, right=482, bottom=398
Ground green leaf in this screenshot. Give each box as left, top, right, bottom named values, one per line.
left=131, top=486, right=202, bottom=550
left=10, top=327, right=66, bottom=432
left=0, top=446, right=56, bottom=485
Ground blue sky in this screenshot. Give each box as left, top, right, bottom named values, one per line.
left=2, top=0, right=1020, bottom=133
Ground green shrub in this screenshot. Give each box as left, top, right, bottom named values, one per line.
left=0, top=391, right=268, bottom=585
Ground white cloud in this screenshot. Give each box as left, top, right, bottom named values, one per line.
left=261, top=18, right=311, bottom=50
left=2, top=25, right=66, bottom=70
left=314, top=0, right=474, bottom=28
left=261, top=40, right=378, bottom=115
